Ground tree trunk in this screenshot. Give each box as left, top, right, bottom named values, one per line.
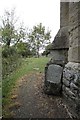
left=37, top=47, right=39, bottom=58
left=7, top=38, right=11, bottom=47
left=37, top=52, right=39, bottom=58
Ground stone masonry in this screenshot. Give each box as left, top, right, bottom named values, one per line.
left=44, top=2, right=69, bottom=95
left=44, top=1, right=80, bottom=118
left=63, top=2, right=80, bottom=118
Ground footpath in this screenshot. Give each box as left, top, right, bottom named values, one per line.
left=10, top=72, right=72, bottom=118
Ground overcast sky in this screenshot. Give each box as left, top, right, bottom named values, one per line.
left=0, top=0, right=60, bottom=42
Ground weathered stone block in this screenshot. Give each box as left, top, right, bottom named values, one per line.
left=69, top=28, right=79, bottom=47
left=50, top=50, right=68, bottom=64
left=63, top=91, right=80, bottom=118
left=47, top=64, right=63, bottom=83
left=68, top=46, right=80, bottom=63
left=49, top=59, right=66, bottom=67
left=63, top=62, right=80, bottom=117
left=63, top=78, right=70, bottom=87
left=44, top=64, right=63, bottom=95
left=63, top=62, right=80, bottom=82
left=60, top=2, right=69, bottom=28
left=70, top=82, right=78, bottom=90
left=63, top=68, right=74, bottom=82
left=70, top=82, right=79, bottom=95
left=64, top=87, right=75, bottom=98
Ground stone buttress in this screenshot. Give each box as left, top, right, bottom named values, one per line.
left=44, top=2, right=69, bottom=95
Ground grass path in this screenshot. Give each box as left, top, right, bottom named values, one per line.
left=2, top=57, right=50, bottom=117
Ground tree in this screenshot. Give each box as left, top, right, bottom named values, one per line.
left=30, top=48, right=36, bottom=57
left=1, top=9, right=26, bottom=47
left=16, top=41, right=31, bottom=57
left=1, top=9, right=16, bottom=47
left=28, top=23, right=51, bottom=57
left=14, top=23, right=26, bottom=45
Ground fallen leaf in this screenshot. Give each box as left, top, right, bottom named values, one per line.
left=11, top=95, right=18, bottom=99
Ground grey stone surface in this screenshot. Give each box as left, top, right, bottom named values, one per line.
left=62, top=3, right=80, bottom=117
left=47, top=64, right=63, bottom=83
left=63, top=78, right=70, bottom=87
left=51, top=27, right=69, bottom=50
left=44, top=1, right=69, bottom=96
left=68, top=2, right=80, bottom=63
left=44, top=64, right=63, bottom=95
left=63, top=62, right=80, bottom=118
left=50, top=49, right=68, bottom=63
left=70, top=82, right=78, bottom=90
left=63, top=69, right=74, bottom=82
left=63, top=86, right=75, bottom=98
left=60, top=2, right=69, bottom=28
left=44, top=1, right=80, bottom=118
left=63, top=63, right=80, bottom=87
left=68, top=46, right=80, bottom=63
left=62, top=91, right=80, bottom=118
left=44, top=80, right=62, bottom=95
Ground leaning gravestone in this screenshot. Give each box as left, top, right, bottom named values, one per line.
left=44, top=64, right=63, bottom=95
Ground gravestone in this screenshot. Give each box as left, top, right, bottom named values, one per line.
left=44, top=64, right=63, bottom=95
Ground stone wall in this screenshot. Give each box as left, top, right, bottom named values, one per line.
left=60, top=2, right=69, bottom=28
left=44, top=1, right=80, bottom=118
left=62, top=2, right=80, bottom=118
left=63, top=62, right=80, bottom=117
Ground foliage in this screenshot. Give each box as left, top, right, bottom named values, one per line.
left=14, top=23, right=26, bottom=45
left=2, top=46, right=17, bottom=58
left=30, top=48, right=36, bottom=57
left=28, top=23, right=51, bottom=57
left=2, top=46, right=21, bottom=78
left=15, top=41, right=31, bottom=57
left=1, top=9, right=26, bottom=47
left=1, top=9, right=16, bottom=46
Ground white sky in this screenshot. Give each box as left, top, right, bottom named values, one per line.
left=0, top=0, right=60, bottom=42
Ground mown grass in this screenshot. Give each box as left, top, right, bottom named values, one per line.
left=2, top=57, right=50, bottom=117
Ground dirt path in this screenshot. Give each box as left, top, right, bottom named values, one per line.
left=10, top=72, right=72, bottom=118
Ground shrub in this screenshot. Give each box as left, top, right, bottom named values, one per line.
left=2, top=46, right=21, bottom=78
left=2, top=46, right=17, bottom=58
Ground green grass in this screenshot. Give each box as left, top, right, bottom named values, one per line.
left=2, top=57, right=50, bottom=117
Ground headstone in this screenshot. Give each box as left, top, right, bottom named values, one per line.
left=47, top=64, right=63, bottom=83
left=44, top=64, right=63, bottom=95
